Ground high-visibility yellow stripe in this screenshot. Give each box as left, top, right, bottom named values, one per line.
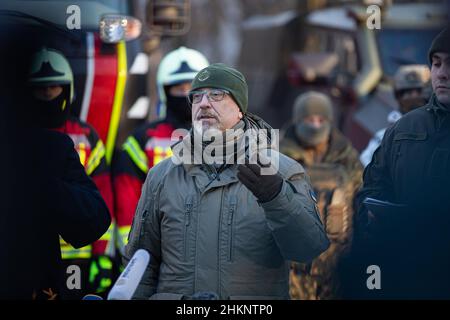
left=78, top=142, right=87, bottom=167
left=100, top=278, right=112, bottom=290
left=117, top=225, right=131, bottom=250
left=62, top=250, right=91, bottom=260
left=98, top=222, right=114, bottom=241
left=123, top=136, right=149, bottom=173
left=105, top=41, right=127, bottom=165
left=99, top=256, right=113, bottom=269
left=153, top=146, right=173, bottom=165
left=60, top=237, right=92, bottom=260
left=86, top=140, right=106, bottom=176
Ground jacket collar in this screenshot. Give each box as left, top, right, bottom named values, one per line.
left=282, top=125, right=351, bottom=166
left=427, top=93, right=450, bottom=115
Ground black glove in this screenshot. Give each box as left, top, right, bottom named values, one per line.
left=237, top=164, right=283, bottom=203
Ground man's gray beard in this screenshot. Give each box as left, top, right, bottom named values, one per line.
left=192, top=120, right=222, bottom=138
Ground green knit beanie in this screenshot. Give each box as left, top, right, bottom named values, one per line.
left=191, top=63, right=248, bottom=113
left=428, top=25, right=450, bottom=64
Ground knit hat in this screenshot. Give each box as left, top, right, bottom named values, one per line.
left=428, top=25, right=450, bottom=64
left=191, top=63, right=248, bottom=113
left=293, top=91, right=333, bottom=123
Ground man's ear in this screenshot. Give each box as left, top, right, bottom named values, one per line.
left=238, top=112, right=243, bottom=119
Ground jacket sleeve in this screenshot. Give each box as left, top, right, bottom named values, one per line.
left=113, top=133, right=148, bottom=253
left=50, top=134, right=111, bottom=249
left=261, top=165, right=330, bottom=263
left=123, top=166, right=162, bottom=299
left=354, top=125, right=396, bottom=230
left=85, top=126, right=115, bottom=255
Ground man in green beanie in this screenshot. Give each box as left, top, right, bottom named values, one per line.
left=352, top=24, right=450, bottom=299
left=280, top=91, right=363, bottom=299
left=124, top=63, right=329, bottom=300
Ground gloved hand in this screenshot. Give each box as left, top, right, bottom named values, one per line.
left=237, top=163, right=283, bottom=203
left=89, top=255, right=114, bottom=294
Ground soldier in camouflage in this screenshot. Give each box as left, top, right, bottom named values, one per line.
left=280, top=91, right=363, bottom=300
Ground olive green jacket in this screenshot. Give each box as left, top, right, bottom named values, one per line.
left=124, top=151, right=329, bottom=300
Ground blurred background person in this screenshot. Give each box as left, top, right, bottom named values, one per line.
left=113, top=46, right=208, bottom=256
left=0, top=27, right=110, bottom=299
left=27, top=47, right=115, bottom=299
left=280, top=91, right=363, bottom=299
left=360, top=65, right=431, bottom=167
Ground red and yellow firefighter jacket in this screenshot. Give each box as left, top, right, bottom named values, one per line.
left=55, top=117, right=115, bottom=260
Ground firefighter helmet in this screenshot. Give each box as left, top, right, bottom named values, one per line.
left=28, top=47, right=74, bottom=103
left=156, top=46, right=208, bottom=118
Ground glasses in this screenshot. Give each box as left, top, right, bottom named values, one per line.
left=187, top=89, right=230, bottom=104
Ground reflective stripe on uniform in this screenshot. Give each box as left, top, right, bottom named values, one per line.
left=85, top=140, right=106, bottom=176
left=123, top=136, right=149, bottom=173
left=96, top=222, right=116, bottom=257
left=60, top=237, right=92, bottom=259
left=117, top=225, right=131, bottom=251
left=153, top=145, right=173, bottom=165
left=98, top=222, right=114, bottom=241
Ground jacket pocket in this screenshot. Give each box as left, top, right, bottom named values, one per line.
left=227, top=196, right=237, bottom=262
left=393, top=132, right=427, bottom=141
left=392, top=132, right=427, bottom=176
left=183, top=196, right=194, bottom=261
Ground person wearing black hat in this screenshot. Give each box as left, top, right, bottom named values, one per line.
left=123, top=63, right=329, bottom=300
left=352, top=25, right=450, bottom=299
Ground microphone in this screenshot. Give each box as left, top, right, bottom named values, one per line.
left=82, top=294, right=103, bottom=300
left=106, top=249, right=150, bottom=300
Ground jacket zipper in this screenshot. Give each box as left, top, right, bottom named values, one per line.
left=227, top=196, right=237, bottom=262
left=217, top=188, right=225, bottom=297
left=184, top=196, right=193, bottom=261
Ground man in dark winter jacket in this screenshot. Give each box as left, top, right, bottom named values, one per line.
left=353, top=25, right=450, bottom=299
left=280, top=91, right=363, bottom=299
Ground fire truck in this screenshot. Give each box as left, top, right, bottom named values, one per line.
left=0, top=0, right=191, bottom=162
